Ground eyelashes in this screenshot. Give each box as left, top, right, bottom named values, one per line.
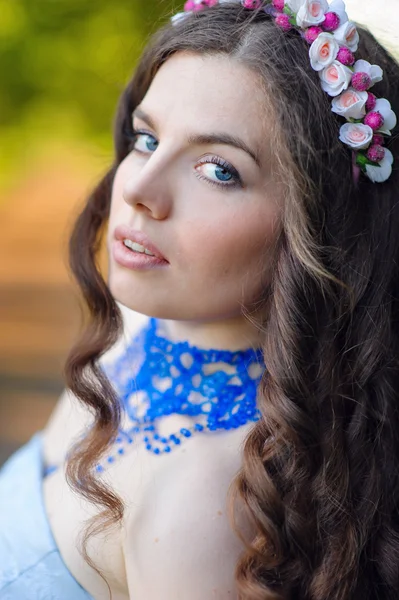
left=195, top=155, right=241, bottom=190
left=122, top=127, right=242, bottom=190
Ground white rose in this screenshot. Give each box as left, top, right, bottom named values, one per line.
left=374, top=98, right=397, bottom=135
left=333, top=21, right=359, bottom=52
left=365, top=149, right=394, bottom=183
left=296, top=0, right=329, bottom=28
left=331, top=88, right=368, bottom=119
left=309, top=32, right=339, bottom=72
left=353, top=59, right=383, bottom=86
left=285, top=0, right=305, bottom=12
left=328, top=0, right=348, bottom=25
left=319, top=60, right=353, bottom=96
left=339, top=123, right=374, bottom=149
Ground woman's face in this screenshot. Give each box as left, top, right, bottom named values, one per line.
left=107, top=51, right=284, bottom=322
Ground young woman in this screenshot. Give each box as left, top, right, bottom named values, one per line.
left=1, top=1, right=398, bottom=599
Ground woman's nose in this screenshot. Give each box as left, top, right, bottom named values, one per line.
left=122, top=161, right=173, bottom=220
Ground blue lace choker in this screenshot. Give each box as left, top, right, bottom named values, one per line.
left=43, top=317, right=265, bottom=476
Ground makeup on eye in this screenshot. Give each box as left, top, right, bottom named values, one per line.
left=124, top=125, right=243, bottom=190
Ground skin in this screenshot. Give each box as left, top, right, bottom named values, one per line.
left=107, top=51, right=284, bottom=351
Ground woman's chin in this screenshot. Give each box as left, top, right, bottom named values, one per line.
left=107, top=279, right=171, bottom=320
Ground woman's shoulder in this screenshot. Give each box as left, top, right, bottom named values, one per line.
left=42, top=308, right=149, bottom=467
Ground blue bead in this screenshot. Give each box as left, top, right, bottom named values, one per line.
left=95, top=464, right=104, bottom=473
left=144, top=436, right=149, bottom=443
left=180, top=428, right=191, bottom=437
left=118, top=448, right=125, bottom=454
left=146, top=443, right=152, bottom=450
left=107, top=456, right=115, bottom=463
left=194, top=424, right=204, bottom=431
left=154, top=433, right=160, bottom=440
left=153, top=448, right=161, bottom=455
left=164, top=446, right=171, bottom=452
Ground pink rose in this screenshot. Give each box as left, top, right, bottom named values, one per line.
left=309, top=32, right=339, bottom=71
left=339, top=123, right=373, bottom=149
left=296, top=0, right=329, bottom=28
left=319, top=60, right=353, bottom=96
left=331, top=88, right=368, bottom=119
left=333, top=21, right=359, bottom=52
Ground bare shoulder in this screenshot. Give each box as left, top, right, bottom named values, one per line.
left=42, top=308, right=149, bottom=466
left=41, top=388, right=92, bottom=466
left=122, top=424, right=255, bottom=600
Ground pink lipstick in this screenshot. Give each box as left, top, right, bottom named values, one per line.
left=112, top=225, right=169, bottom=271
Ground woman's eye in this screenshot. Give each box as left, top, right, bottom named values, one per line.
left=124, top=128, right=241, bottom=190
left=127, top=129, right=159, bottom=153
left=195, top=157, right=242, bottom=190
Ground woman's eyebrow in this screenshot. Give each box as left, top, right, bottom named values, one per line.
left=132, top=106, right=261, bottom=168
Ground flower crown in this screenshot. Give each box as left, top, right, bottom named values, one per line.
left=171, top=0, right=397, bottom=184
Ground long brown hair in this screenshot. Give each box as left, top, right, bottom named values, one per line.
left=64, top=4, right=399, bottom=598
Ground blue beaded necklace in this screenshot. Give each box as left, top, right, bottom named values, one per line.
left=44, top=317, right=265, bottom=476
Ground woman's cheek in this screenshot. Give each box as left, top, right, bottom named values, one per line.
left=191, top=218, right=259, bottom=278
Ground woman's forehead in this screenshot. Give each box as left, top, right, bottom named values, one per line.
left=146, top=52, right=263, bottom=115
left=136, top=52, right=271, bottom=161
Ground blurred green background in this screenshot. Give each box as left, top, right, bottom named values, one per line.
left=0, top=0, right=176, bottom=462
left=0, top=0, right=398, bottom=463
left=0, top=0, right=178, bottom=195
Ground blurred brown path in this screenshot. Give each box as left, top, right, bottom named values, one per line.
left=0, top=147, right=107, bottom=463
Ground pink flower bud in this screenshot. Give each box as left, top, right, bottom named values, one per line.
left=365, top=92, right=377, bottom=112
left=366, top=145, right=386, bottom=163
left=275, top=13, right=292, bottom=31
left=242, top=0, right=262, bottom=8
left=336, top=47, right=355, bottom=66
left=322, top=12, right=340, bottom=32
left=272, top=0, right=285, bottom=9
left=372, top=134, right=384, bottom=146
left=304, top=26, right=323, bottom=44
left=364, top=111, right=385, bottom=131
left=351, top=72, right=372, bottom=92
left=186, top=0, right=217, bottom=11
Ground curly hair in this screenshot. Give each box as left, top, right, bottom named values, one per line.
left=63, top=4, right=399, bottom=599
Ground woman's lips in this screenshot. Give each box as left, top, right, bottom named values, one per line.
left=113, top=224, right=167, bottom=261
left=112, top=240, right=169, bottom=271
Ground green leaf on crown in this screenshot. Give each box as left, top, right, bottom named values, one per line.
left=283, top=5, right=294, bottom=16
left=356, top=152, right=382, bottom=168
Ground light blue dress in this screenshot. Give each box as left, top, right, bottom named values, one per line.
left=0, top=432, right=93, bottom=599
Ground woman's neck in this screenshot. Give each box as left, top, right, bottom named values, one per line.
left=156, top=314, right=264, bottom=352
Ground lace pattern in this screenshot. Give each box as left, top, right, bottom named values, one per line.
left=45, top=317, right=265, bottom=473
